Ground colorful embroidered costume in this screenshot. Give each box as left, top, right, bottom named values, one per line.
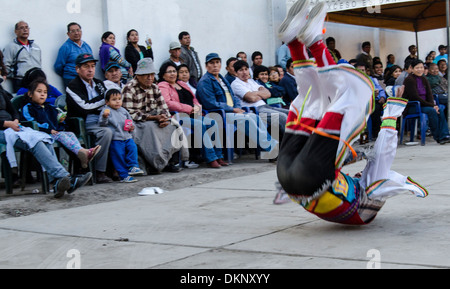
left=276, top=0, right=428, bottom=225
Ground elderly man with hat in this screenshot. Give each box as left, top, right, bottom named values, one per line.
left=66, top=53, right=113, bottom=183
left=196, top=53, right=278, bottom=161
left=122, top=58, right=189, bottom=174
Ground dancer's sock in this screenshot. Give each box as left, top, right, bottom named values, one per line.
left=288, top=39, right=309, bottom=62
left=309, top=39, right=336, bottom=67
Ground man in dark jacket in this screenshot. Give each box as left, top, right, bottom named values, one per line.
left=179, top=31, right=203, bottom=84
left=66, top=53, right=113, bottom=183
left=279, top=58, right=298, bottom=105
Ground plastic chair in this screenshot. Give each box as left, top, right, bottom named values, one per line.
left=4, top=95, right=50, bottom=194
left=54, top=94, right=96, bottom=184
left=399, top=101, right=428, bottom=146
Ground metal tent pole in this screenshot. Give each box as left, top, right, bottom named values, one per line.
left=447, top=0, right=450, bottom=125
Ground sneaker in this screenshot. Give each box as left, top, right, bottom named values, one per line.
left=278, top=0, right=310, bottom=43
left=273, top=189, right=292, bottom=205
left=297, top=1, right=327, bottom=47
left=182, top=161, right=200, bottom=169
left=67, top=172, right=92, bottom=194
left=121, top=176, right=138, bottom=183
left=54, top=176, right=71, bottom=199
left=128, top=167, right=145, bottom=176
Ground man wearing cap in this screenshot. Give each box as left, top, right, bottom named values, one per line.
left=122, top=58, right=189, bottom=173
left=103, top=61, right=124, bottom=91
left=162, top=42, right=185, bottom=67
left=66, top=53, right=113, bottom=184
left=54, top=22, right=93, bottom=88
left=196, top=53, right=278, bottom=159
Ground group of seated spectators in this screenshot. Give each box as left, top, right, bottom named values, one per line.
left=0, top=21, right=290, bottom=198
left=344, top=40, right=449, bottom=144
left=0, top=20, right=449, bottom=198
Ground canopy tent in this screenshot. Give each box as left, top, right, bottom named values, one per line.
left=325, top=0, right=450, bottom=124
left=327, top=0, right=448, bottom=32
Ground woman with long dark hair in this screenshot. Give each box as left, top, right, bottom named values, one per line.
left=99, top=31, right=132, bottom=82
left=124, top=29, right=154, bottom=74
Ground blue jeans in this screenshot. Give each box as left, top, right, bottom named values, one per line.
left=109, top=139, right=139, bottom=179
left=225, top=112, right=277, bottom=151
left=178, top=115, right=224, bottom=163
left=419, top=106, right=449, bottom=141
left=0, top=131, right=69, bottom=183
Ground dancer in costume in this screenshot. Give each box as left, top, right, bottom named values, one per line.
left=276, top=1, right=428, bottom=225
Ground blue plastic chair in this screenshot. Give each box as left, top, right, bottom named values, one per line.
left=399, top=101, right=428, bottom=146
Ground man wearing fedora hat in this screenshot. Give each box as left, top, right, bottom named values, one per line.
left=122, top=58, right=189, bottom=173
left=66, top=53, right=113, bottom=183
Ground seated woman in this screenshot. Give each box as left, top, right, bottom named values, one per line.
left=17, top=68, right=62, bottom=105
left=124, top=29, right=154, bottom=74
left=99, top=31, right=132, bottom=83
left=268, top=66, right=282, bottom=84
left=158, top=62, right=228, bottom=168
left=403, top=59, right=450, bottom=144
left=0, top=85, right=91, bottom=198
left=122, top=58, right=189, bottom=174
left=177, top=64, right=197, bottom=95
left=426, top=63, right=448, bottom=116
left=384, top=65, right=402, bottom=87
left=253, top=65, right=286, bottom=108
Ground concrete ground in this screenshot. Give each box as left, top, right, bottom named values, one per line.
left=0, top=140, right=449, bottom=269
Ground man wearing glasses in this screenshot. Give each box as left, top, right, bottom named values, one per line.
left=54, top=22, right=93, bottom=88
left=3, top=20, right=42, bottom=93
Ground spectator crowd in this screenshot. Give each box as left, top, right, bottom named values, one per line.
left=0, top=20, right=448, bottom=199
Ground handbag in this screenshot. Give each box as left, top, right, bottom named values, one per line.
left=438, top=93, right=448, bottom=106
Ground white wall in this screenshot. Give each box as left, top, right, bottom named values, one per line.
left=1, top=0, right=283, bottom=93
left=0, top=0, right=448, bottom=94
left=324, top=22, right=447, bottom=70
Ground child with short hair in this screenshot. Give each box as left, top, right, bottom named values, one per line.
left=99, top=89, right=144, bottom=183
left=22, top=79, right=101, bottom=169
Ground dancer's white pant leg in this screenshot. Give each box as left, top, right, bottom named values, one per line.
left=318, top=64, right=375, bottom=168
left=359, top=101, right=429, bottom=201
left=359, top=127, right=397, bottom=190
left=290, top=62, right=325, bottom=121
